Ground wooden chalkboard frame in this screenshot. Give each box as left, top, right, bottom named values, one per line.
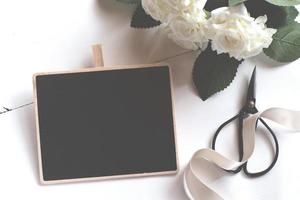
left=33, top=63, right=178, bottom=185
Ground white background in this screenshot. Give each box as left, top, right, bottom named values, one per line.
left=0, top=0, right=300, bottom=199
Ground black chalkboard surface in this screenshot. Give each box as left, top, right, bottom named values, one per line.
left=33, top=65, right=178, bottom=184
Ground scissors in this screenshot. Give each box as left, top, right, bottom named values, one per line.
left=211, top=67, right=279, bottom=178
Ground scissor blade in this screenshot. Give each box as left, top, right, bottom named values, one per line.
left=246, top=67, right=256, bottom=104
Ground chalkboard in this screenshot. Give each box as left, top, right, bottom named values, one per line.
left=33, top=65, right=178, bottom=184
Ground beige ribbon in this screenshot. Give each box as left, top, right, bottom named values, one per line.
left=183, top=108, right=300, bottom=200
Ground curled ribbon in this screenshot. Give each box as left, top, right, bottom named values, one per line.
left=183, top=108, right=300, bottom=200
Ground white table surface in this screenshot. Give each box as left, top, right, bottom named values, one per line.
left=1, top=0, right=300, bottom=199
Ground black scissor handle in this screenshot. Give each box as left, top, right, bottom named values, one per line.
left=243, top=117, right=279, bottom=178
left=212, top=113, right=244, bottom=174
left=212, top=113, right=279, bottom=177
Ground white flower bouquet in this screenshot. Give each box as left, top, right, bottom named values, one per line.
left=117, top=0, right=300, bottom=100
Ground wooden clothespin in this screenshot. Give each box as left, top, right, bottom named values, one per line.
left=92, top=44, right=104, bottom=68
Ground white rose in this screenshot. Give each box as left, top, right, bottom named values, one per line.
left=165, top=15, right=208, bottom=50
left=141, top=0, right=171, bottom=22
left=142, top=0, right=208, bottom=50
left=164, top=0, right=207, bottom=15
left=142, top=0, right=207, bottom=23
left=206, top=4, right=276, bottom=60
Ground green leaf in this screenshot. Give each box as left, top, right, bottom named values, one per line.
left=205, top=0, right=227, bottom=11
left=131, top=4, right=161, bottom=28
left=264, top=23, right=300, bottom=62
left=264, top=0, right=300, bottom=6
left=229, top=0, right=247, bottom=6
left=204, top=10, right=211, bottom=19
left=116, top=0, right=140, bottom=4
left=245, top=0, right=298, bottom=29
left=284, top=6, right=299, bottom=23
left=193, top=45, right=242, bottom=101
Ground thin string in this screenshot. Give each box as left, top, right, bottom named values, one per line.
left=0, top=102, right=34, bottom=115
left=0, top=50, right=194, bottom=116
left=153, top=50, right=194, bottom=63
